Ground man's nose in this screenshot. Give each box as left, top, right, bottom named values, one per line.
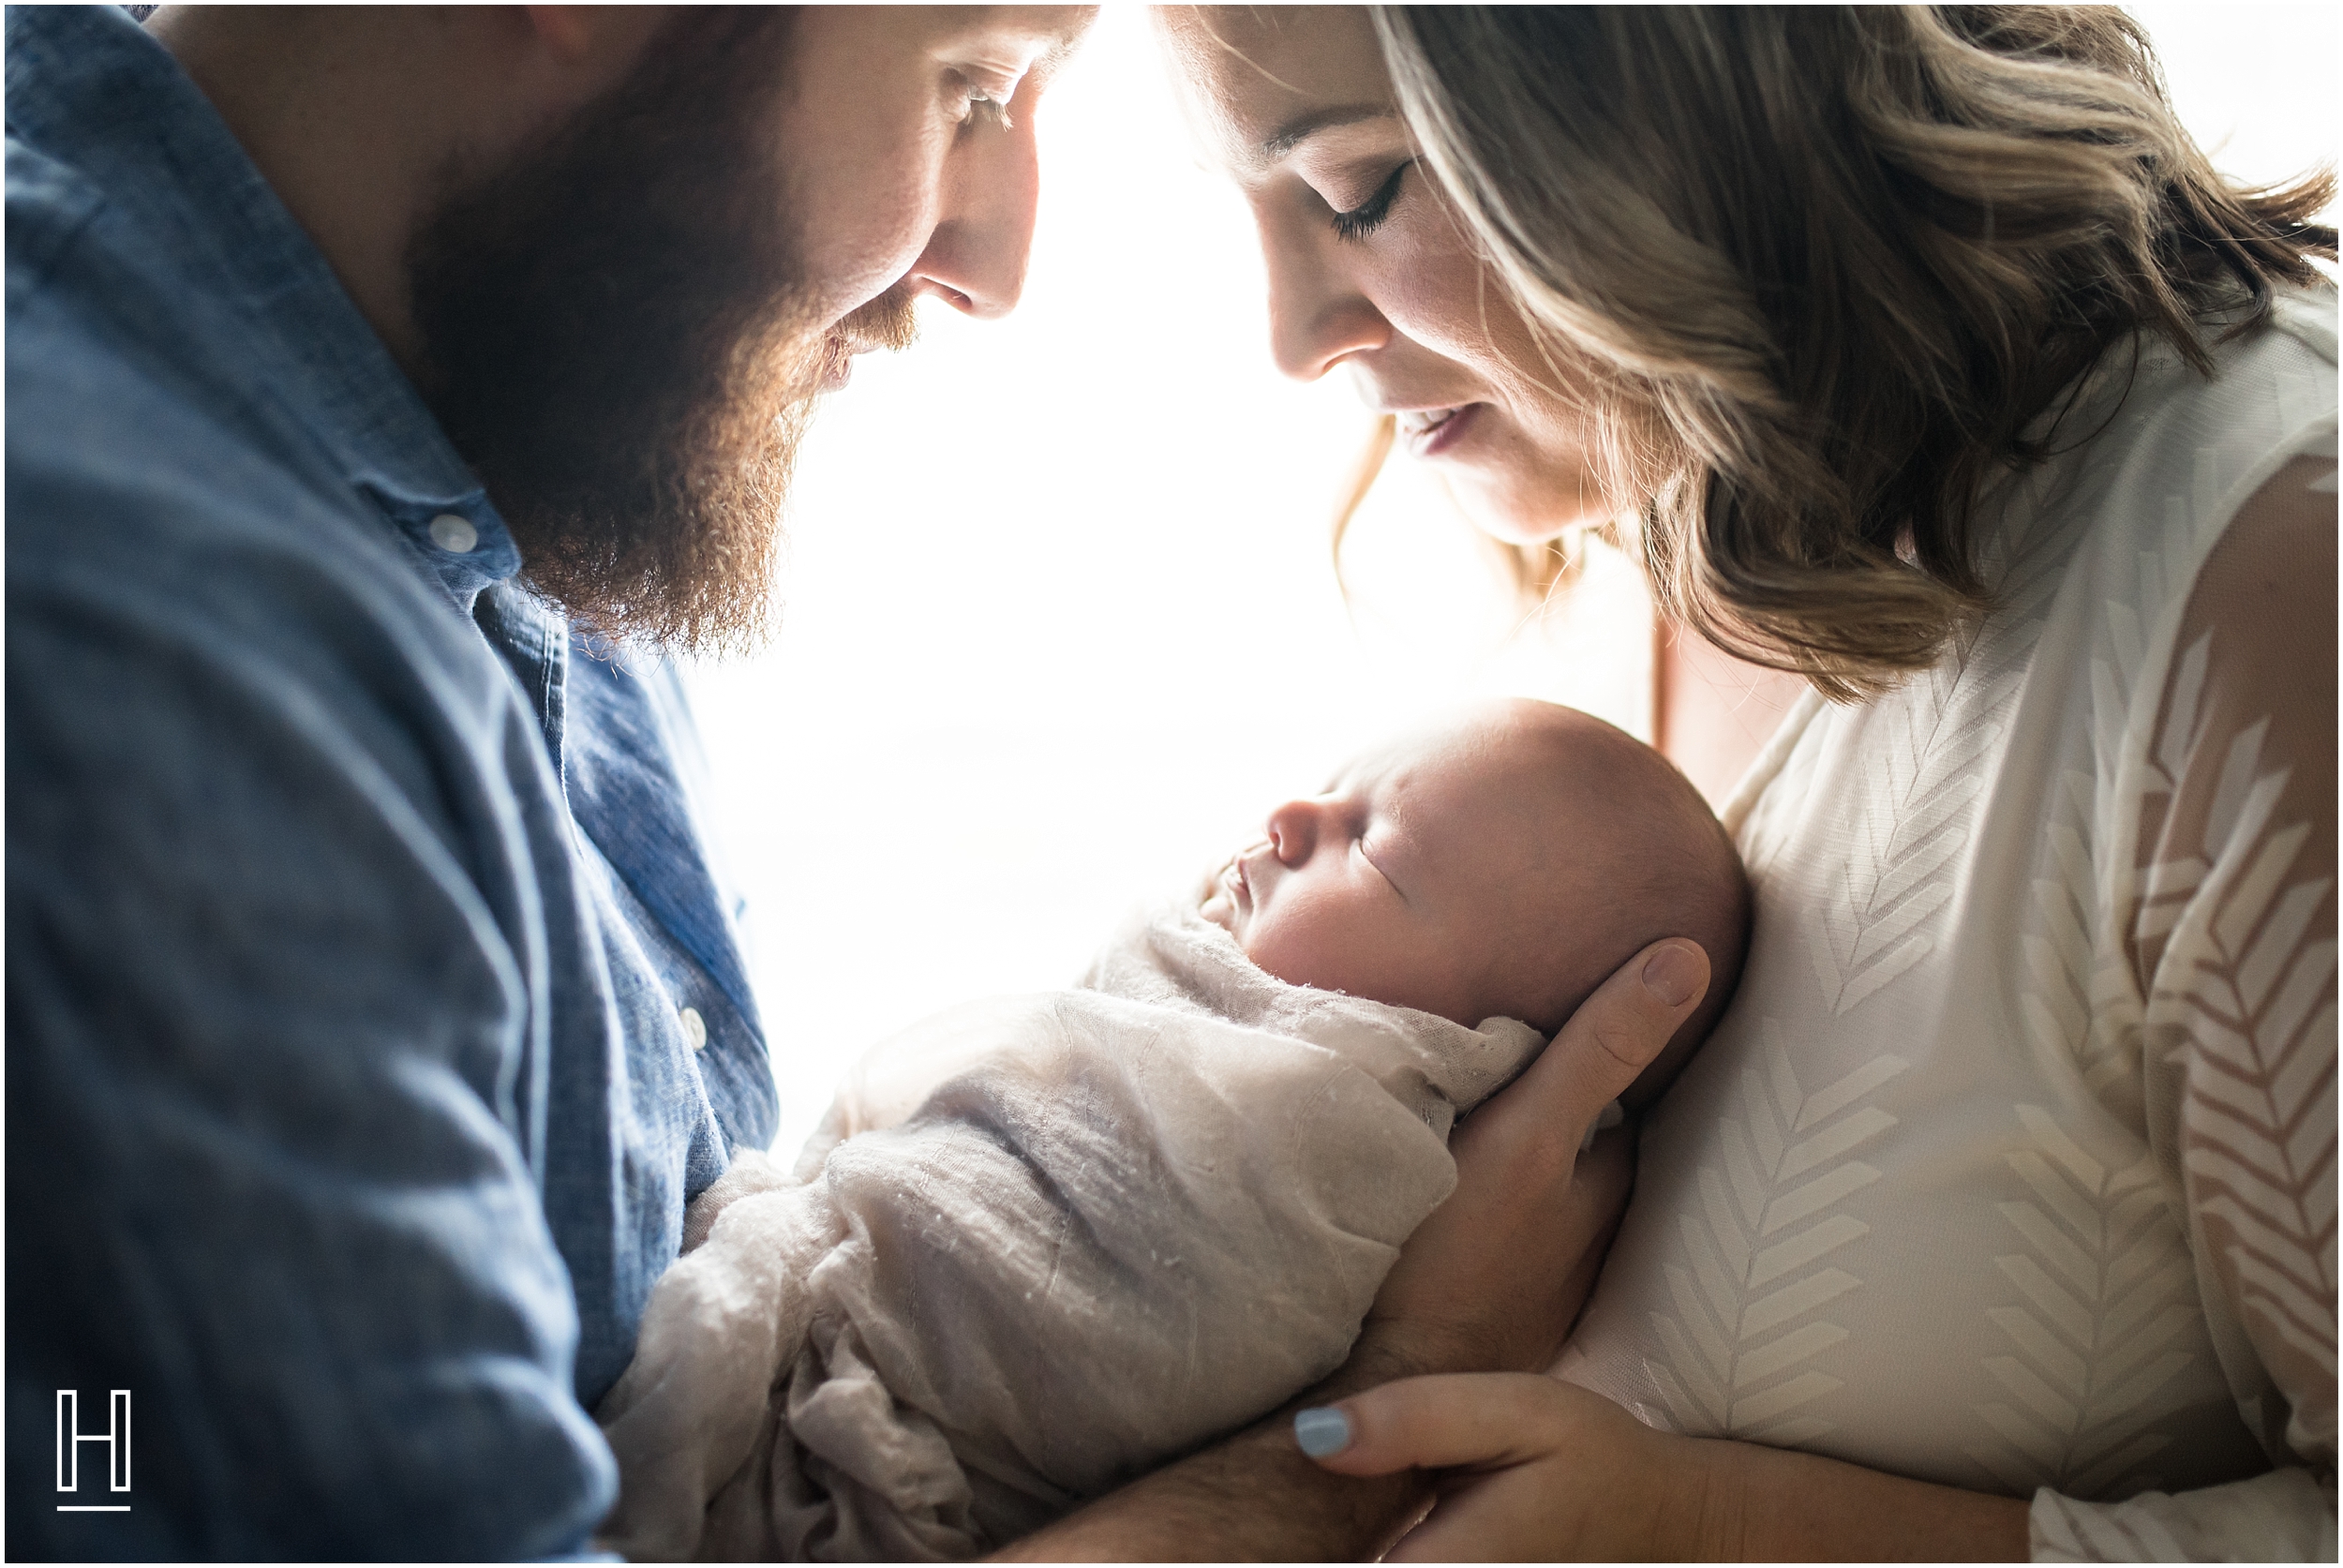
left=1265, top=799, right=1323, bottom=866
left=906, top=111, right=1041, bottom=320
left=1258, top=210, right=1389, bottom=381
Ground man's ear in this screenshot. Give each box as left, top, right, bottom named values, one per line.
left=520, top=5, right=666, bottom=69
left=520, top=6, right=598, bottom=61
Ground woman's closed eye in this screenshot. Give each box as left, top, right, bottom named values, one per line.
left=1330, top=160, right=1412, bottom=243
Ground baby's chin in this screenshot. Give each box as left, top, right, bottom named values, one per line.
left=1196, top=858, right=1241, bottom=935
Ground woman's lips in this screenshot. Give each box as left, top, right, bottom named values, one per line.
left=1395, top=402, right=1483, bottom=458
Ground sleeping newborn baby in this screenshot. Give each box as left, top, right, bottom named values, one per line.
left=596, top=699, right=1748, bottom=1561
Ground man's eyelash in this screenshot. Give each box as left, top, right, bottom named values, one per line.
left=1331, top=161, right=1411, bottom=243
left=963, top=93, right=1012, bottom=132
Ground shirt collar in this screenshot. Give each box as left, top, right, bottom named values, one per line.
left=6, top=4, right=522, bottom=602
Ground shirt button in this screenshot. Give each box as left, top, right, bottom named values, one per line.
left=428, top=513, right=478, bottom=554
left=679, top=1006, right=708, bottom=1053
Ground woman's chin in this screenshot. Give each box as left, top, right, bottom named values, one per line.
left=1436, top=470, right=1610, bottom=549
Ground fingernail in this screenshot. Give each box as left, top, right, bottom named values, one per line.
left=1293, top=1406, right=1353, bottom=1457
left=1642, top=944, right=1700, bottom=1007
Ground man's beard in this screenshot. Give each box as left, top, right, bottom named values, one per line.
left=406, top=9, right=914, bottom=655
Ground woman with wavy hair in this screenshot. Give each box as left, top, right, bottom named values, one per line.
left=1147, top=6, right=2335, bottom=1558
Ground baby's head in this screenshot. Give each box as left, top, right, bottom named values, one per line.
left=1201, top=699, right=1748, bottom=1103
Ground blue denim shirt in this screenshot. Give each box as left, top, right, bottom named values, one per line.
left=6, top=7, right=778, bottom=1557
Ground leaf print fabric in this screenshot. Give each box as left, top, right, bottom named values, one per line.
left=1970, top=1105, right=2201, bottom=1499
left=1556, top=291, right=2336, bottom=1561
left=1648, top=1023, right=1908, bottom=1444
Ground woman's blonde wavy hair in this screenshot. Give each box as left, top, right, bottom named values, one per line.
left=1352, top=6, right=2335, bottom=700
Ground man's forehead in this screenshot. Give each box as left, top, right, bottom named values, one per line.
left=925, top=5, right=1097, bottom=73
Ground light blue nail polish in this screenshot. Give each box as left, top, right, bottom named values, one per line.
left=1293, top=1406, right=1352, bottom=1457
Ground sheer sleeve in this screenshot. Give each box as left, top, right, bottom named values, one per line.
left=2031, top=452, right=2339, bottom=1560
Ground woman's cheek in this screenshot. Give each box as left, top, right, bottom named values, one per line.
left=1375, top=238, right=1612, bottom=542
left=1369, top=214, right=1500, bottom=366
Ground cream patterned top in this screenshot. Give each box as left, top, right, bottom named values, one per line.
left=1560, top=291, right=2337, bottom=1561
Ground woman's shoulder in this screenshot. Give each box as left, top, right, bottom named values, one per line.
left=2069, top=285, right=2336, bottom=513
left=2255, top=284, right=2338, bottom=367
left=2003, top=285, right=2336, bottom=656
left=2185, top=284, right=2337, bottom=455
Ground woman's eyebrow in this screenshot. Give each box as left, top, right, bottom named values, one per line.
left=1261, top=103, right=1395, bottom=160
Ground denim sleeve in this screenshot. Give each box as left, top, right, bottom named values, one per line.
left=6, top=441, right=617, bottom=1557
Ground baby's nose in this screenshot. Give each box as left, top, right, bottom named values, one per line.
left=1265, top=799, right=1321, bottom=865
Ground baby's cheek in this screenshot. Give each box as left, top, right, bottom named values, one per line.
left=1253, top=911, right=1483, bottom=1023
left=1241, top=911, right=1354, bottom=996
left=1236, top=919, right=1301, bottom=984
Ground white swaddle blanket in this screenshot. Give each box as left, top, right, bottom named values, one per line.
left=595, top=903, right=1546, bottom=1561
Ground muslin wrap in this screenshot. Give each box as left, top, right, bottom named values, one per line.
left=594, top=903, right=1546, bottom=1561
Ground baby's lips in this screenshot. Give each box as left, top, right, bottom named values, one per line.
left=1196, top=858, right=1241, bottom=921
left=1229, top=855, right=1258, bottom=913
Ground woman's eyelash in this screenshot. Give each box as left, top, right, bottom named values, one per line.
left=1331, top=161, right=1411, bottom=242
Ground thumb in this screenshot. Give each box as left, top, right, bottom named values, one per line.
left=1508, top=938, right=1709, bottom=1142
left=1291, top=1373, right=1570, bottom=1477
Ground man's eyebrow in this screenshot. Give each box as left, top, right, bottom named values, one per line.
left=1030, top=31, right=1083, bottom=84
left=1261, top=103, right=1395, bottom=159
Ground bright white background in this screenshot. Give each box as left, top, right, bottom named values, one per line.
left=686, top=4, right=2341, bottom=1158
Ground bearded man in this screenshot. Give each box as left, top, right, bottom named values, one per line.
left=7, top=5, right=1688, bottom=1559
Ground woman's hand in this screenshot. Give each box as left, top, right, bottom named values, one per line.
left=1295, top=1372, right=1696, bottom=1560
left=1294, top=1373, right=2035, bottom=1561
left=1351, top=938, right=1710, bottom=1381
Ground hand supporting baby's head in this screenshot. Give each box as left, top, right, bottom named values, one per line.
left=1201, top=698, right=1748, bottom=1106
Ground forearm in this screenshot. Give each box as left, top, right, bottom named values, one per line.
left=993, top=1418, right=1425, bottom=1561
left=1687, top=1437, right=2030, bottom=1561
left=993, top=1344, right=1437, bottom=1561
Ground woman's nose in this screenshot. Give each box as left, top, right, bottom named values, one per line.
left=1265, top=799, right=1323, bottom=865
left=1258, top=212, right=1390, bottom=381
